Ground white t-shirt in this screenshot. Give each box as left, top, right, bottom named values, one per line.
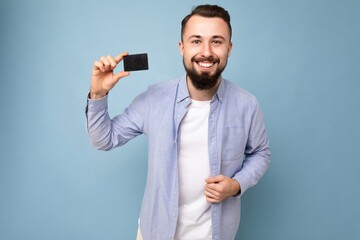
left=175, top=99, right=212, bottom=240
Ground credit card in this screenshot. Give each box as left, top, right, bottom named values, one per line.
left=123, top=53, right=149, bottom=71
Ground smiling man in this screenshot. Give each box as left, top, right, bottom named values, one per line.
left=86, top=5, right=270, bottom=240
left=180, top=14, right=232, bottom=94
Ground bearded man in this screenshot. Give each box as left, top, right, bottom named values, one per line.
left=86, top=4, right=270, bottom=240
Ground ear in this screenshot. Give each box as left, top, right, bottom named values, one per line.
left=227, top=41, right=233, bottom=57
left=178, top=41, right=184, bottom=56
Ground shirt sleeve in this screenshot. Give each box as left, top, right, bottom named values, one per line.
left=85, top=92, right=147, bottom=151
left=233, top=98, right=270, bottom=196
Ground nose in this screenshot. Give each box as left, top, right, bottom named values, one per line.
left=201, top=42, right=213, bottom=57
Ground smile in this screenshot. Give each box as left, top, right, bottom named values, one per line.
left=194, top=60, right=219, bottom=70
left=198, top=62, right=214, bottom=68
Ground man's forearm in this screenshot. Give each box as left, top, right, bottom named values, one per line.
left=86, top=95, right=114, bottom=151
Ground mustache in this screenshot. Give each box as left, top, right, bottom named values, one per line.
left=191, top=56, right=220, bottom=63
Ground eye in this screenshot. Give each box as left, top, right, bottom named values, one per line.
left=191, top=39, right=201, bottom=44
left=212, top=39, right=223, bottom=45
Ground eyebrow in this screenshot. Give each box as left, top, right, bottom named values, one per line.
left=212, top=35, right=226, bottom=40
left=187, top=35, right=226, bottom=41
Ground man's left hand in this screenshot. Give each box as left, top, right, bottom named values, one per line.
left=204, top=175, right=241, bottom=203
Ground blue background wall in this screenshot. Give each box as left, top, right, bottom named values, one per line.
left=1, top=0, right=359, bottom=239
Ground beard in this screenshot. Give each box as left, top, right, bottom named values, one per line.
left=183, top=56, right=227, bottom=90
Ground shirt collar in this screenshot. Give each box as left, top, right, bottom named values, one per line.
left=215, top=77, right=225, bottom=103
left=177, top=74, right=190, bottom=103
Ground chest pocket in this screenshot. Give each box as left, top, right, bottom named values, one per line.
left=220, top=125, right=247, bottom=176
left=222, top=125, right=247, bottom=161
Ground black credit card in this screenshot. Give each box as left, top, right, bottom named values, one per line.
left=123, top=53, right=149, bottom=71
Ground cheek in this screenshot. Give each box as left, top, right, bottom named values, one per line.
left=182, top=50, right=195, bottom=62
left=216, top=49, right=230, bottom=61
left=183, top=45, right=200, bottom=57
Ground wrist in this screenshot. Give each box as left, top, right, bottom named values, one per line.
left=90, top=90, right=107, bottom=99
left=231, top=178, right=241, bottom=196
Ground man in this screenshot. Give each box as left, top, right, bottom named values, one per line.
left=86, top=4, right=270, bottom=240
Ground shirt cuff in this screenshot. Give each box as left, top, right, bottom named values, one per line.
left=86, top=93, right=108, bottom=112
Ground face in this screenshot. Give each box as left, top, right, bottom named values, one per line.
left=179, top=15, right=232, bottom=90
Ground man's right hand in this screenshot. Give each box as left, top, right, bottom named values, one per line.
left=90, top=52, right=130, bottom=99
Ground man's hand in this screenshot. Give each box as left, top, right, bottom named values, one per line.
left=204, top=175, right=241, bottom=203
left=90, top=52, right=130, bottom=99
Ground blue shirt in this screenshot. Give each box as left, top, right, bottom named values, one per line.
left=86, top=75, right=270, bottom=240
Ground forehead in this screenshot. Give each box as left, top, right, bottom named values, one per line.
left=183, top=15, right=230, bottom=40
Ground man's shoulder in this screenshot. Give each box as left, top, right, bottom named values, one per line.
left=147, top=77, right=181, bottom=91
left=130, top=77, right=182, bottom=109
left=223, top=79, right=257, bottom=103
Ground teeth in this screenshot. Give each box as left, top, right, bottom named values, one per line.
left=198, top=62, right=213, bottom=68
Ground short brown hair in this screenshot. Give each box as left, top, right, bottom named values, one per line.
left=181, top=4, right=232, bottom=41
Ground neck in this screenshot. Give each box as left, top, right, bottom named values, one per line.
left=186, top=75, right=221, bottom=101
